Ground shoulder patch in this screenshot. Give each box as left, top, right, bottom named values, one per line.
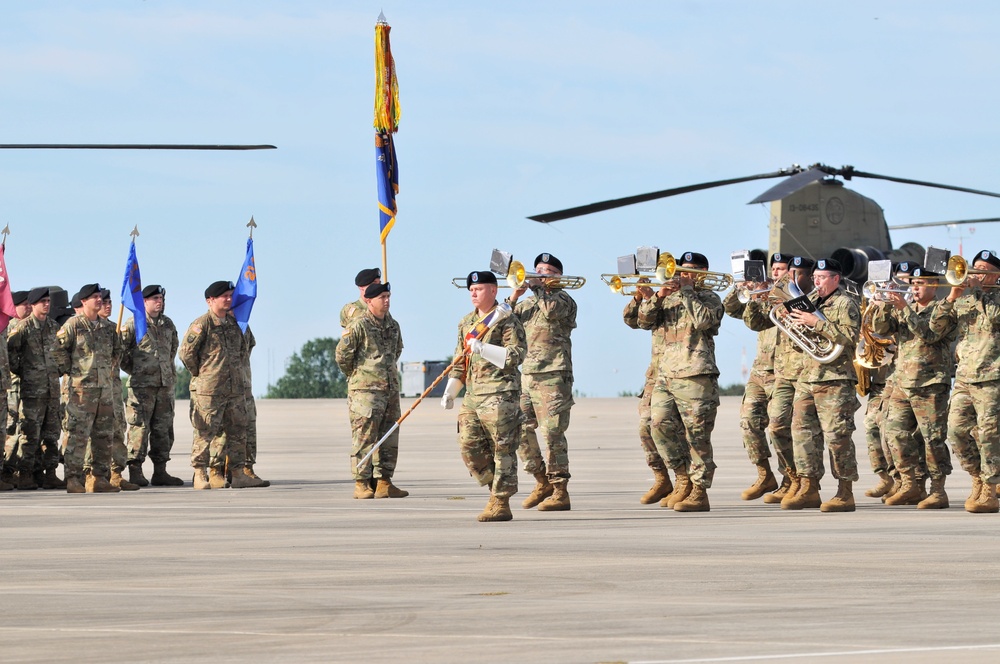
left=192, top=325, right=202, bottom=335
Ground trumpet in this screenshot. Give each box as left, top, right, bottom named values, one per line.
left=736, top=282, right=773, bottom=303
left=655, top=252, right=734, bottom=292
left=860, top=280, right=913, bottom=303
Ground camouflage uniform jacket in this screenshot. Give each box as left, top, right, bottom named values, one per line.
left=0, top=329, right=10, bottom=391
left=120, top=313, right=179, bottom=388
left=242, top=325, right=255, bottom=397
left=742, top=299, right=805, bottom=380
left=449, top=307, right=527, bottom=397
left=870, top=299, right=955, bottom=388
left=178, top=311, right=246, bottom=397
left=340, top=299, right=366, bottom=329
left=637, top=285, right=723, bottom=379
left=724, top=290, right=777, bottom=373
left=623, top=297, right=666, bottom=383
left=336, top=311, right=403, bottom=393
left=54, top=315, right=122, bottom=389
left=513, top=288, right=576, bottom=375
left=7, top=314, right=61, bottom=398
left=937, top=287, right=1000, bottom=384
left=796, top=288, right=860, bottom=383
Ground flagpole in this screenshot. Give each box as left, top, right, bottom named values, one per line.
left=381, top=240, right=388, bottom=281
left=117, top=225, right=139, bottom=332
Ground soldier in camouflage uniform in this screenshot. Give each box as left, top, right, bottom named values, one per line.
left=442, top=271, right=526, bottom=522
left=723, top=252, right=790, bottom=501
left=53, top=284, right=122, bottom=493
left=97, top=289, right=140, bottom=490
left=941, top=249, right=1000, bottom=513
left=507, top=253, right=577, bottom=511
left=861, top=364, right=894, bottom=497
left=780, top=258, right=861, bottom=512
left=336, top=282, right=407, bottom=499
left=1, top=290, right=30, bottom=488
left=7, top=287, right=64, bottom=490
left=340, top=267, right=381, bottom=329
left=179, top=280, right=266, bottom=490
left=871, top=266, right=956, bottom=508
left=120, top=284, right=184, bottom=487
left=638, top=251, right=723, bottom=512
left=238, top=323, right=269, bottom=486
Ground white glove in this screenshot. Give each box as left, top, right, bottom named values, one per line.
left=468, top=339, right=485, bottom=355
left=441, top=377, right=463, bottom=410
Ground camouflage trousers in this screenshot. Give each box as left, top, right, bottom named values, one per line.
left=740, top=369, right=774, bottom=465
left=64, top=386, right=115, bottom=478
left=245, top=396, right=258, bottom=466
left=791, top=380, right=860, bottom=481
left=19, top=395, right=62, bottom=473
left=650, top=375, right=720, bottom=488
left=948, top=380, right=1000, bottom=483
left=190, top=392, right=248, bottom=471
left=884, top=383, right=951, bottom=480
left=4, top=388, right=22, bottom=471
left=112, top=388, right=127, bottom=473
left=348, top=389, right=400, bottom=481
left=767, top=376, right=804, bottom=473
left=457, top=391, right=519, bottom=498
left=518, top=371, right=574, bottom=483
left=637, top=373, right=666, bottom=470
left=863, top=382, right=892, bottom=474
left=126, top=385, right=176, bottom=465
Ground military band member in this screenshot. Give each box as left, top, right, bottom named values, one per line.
left=335, top=282, right=407, bottom=499
left=341, top=268, right=382, bottom=329
left=638, top=251, right=723, bottom=512
left=941, top=249, right=1000, bottom=513
left=442, top=271, right=526, bottom=522
left=1, top=289, right=31, bottom=489
left=179, top=280, right=266, bottom=490
left=871, top=265, right=956, bottom=508
left=53, top=284, right=122, bottom=493
left=507, top=253, right=577, bottom=511
left=120, top=284, right=184, bottom=487
left=861, top=363, right=893, bottom=497
left=97, top=289, right=140, bottom=491
left=781, top=258, right=861, bottom=511
left=7, top=287, right=64, bottom=490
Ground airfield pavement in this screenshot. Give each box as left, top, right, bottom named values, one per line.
left=3, top=396, right=1000, bottom=663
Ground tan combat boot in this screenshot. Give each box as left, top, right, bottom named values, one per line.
left=230, top=467, right=268, bottom=488
left=781, top=477, right=821, bottom=510
left=917, top=476, right=949, bottom=509
left=151, top=461, right=185, bottom=487
left=193, top=468, right=211, bottom=490
left=820, top=479, right=856, bottom=512
left=884, top=471, right=922, bottom=506
left=640, top=466, right=673, bottom=505
left=209, top=468, right=228, bottom=489
left=741, top=462, right=778, bottom=501
left=673, top=484, right=710, bottom=512
left=661, top=470, right=691, bottom=508
left=864, top=471, right=893, bottom=498
left=128, top=462, right=150, bottom=487
left=41, top=467, right=66, bottom=490
left=522, top=473, right=554, bottom=508
left=763, top=469, right=795, bottom=504
left=353, top=480, right=375, bottom=499
left=66, top=475, right=86, bottom=494
left=964, top=475, right=983, bottom=511
left=86, top=473, right=121, bottom=493
left=537, top=482, right=571, bottom=511
left=881, top=476, right=901, bottom=504
left=968, top=479, right=1000, bottom=514
left=477, top=494, right=513, bottom=522
left=110, top=469, right=140, bottom=491
left=243, top=465, right=270, bottom=487
left=374, top=478, right=408, bottom=498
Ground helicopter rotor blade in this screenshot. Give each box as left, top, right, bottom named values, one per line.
left=0, top=144, right=276, bottom=150
left=887, top=217, right=1000, bottom=230
left=849, top=170, right=1000, bottom=199
left=746, top=166, right=831, bottom=204
left=527, top=169, right=797, bottom=223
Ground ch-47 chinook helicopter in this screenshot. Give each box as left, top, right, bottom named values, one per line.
left=528, top=163, right=1000, bottom=282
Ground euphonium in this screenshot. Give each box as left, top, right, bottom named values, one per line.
left=767, top=275, right=845, bottom=364
left=854, top=299, right=896, bottom=370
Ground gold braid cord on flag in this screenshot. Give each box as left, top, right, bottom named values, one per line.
left=374, top=20, right=400, bottom=133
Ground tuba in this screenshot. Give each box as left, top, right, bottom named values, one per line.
left=767, top=274, right=845, bottom=364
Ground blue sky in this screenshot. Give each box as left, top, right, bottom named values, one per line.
left=2, top=2, right=999, bottom=396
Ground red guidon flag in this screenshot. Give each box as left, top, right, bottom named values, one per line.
left=0, top=244, right=17, bottom=333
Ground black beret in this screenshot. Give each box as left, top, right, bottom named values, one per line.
left=204, top=280, right=235, bottom=298
left=679, top=251, right=709, bottom=269
left=27, top=287, right=50, bottom=304
left=142, top=284, right=165, bottom=298
left=466, top=271, right=498, bottom=288
left=974, top=249, right=1000, bottom=271
left=790, top=256, right=816, bottom=270
left=364, top=282, right=390, bottom=298
left=770, top=252, right=792, bottom=266
left=893, top=262, right=920, bottom=276
left=910, top=266, right=940, bottom=278
left=77, top=283, right=102, bottom=300
left=354, top=267, right=381, bottom=287
left=748, top=249, right=768, bottom=262
left=11, top=290, right=28, bottom=306
left=70, top=293, right=83, bottom=309
left=534, top=253, right=563, bottom=273
left=99, top=288, right=111, bottom=301
left=815, top=258, right=842, bottom=274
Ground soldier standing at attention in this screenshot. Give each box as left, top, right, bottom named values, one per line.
left=940, top=249, right=1000, bottom=513
left=179, top=280, right=266, bottom=490
left=638, top=251, right=724, bottom=512
left=442, top=271, right=526, bottom=522
left=507, top=253, right=577, bottom=511
left=120, top=284, right=184, bottom=487
left=238, top=322, right=268, bottom=486
left=341, top=268, right=382, bottom=329
left=7, top=287, right=64, bottom=490
left=54, top=284, right=122, bottom=493
left=97, top=288, right=140, bottom=491
left=1, top=290, right=31, bottom=488
left=335, top=282, right=407, bottom=499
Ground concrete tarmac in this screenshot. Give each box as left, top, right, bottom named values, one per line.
left=3, top=396, right=999, bottom=664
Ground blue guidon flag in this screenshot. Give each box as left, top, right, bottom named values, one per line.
left=121, top=242, right=147, bottom=343
left=232, top=237, right=256, bottom=334
left=376, top=132, right=398, bottom=242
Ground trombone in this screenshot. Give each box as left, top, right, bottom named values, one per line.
left=655, top=252, right=734, bottom=292
left=451, top=259, right=586, bottom=289
left=944, top=255, right=1000, bottom=287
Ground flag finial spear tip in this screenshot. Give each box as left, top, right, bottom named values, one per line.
left=247, top=216, right=258, bottom=228
left=1, top=225, right=9, bottom=237
left=377, top=10, right=387, bottom=24
left=130, top=225, right=140, bottom=239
